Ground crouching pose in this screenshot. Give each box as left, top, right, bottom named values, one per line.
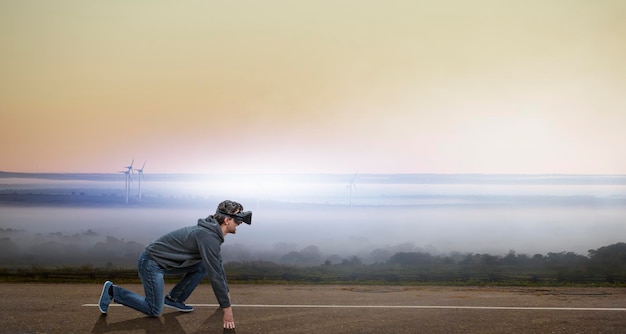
left=98, top=200, right=252, bottom=330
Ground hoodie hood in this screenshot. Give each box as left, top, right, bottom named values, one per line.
left=198, top=216, right=224, bottom=243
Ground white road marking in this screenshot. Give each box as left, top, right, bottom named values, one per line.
left=82, top=304, right=626, bottom=311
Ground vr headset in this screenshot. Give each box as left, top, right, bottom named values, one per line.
left=217, top=210, right=252, bottom=225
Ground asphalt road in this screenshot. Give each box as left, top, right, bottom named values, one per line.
left=1, top=283, right=626, bottom=333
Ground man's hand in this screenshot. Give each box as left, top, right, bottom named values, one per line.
left=223, top=306, right=235, bottom=329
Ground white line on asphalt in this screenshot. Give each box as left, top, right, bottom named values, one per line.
left=82, top=304, right=626, bottom=311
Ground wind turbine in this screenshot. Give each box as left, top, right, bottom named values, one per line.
left=121, top=159, right=134, bottom=204
left=134, top=161, right=146, bottom=201
left=124, top=159, right=134, bottom=173
left=348, top=171, right=358, bottom=207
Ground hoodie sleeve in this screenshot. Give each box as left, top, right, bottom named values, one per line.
left=196, top=231, right=231, bottom=308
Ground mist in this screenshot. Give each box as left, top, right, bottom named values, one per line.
left=1, top=173, right=625, bottom=267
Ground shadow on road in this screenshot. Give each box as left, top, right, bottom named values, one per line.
left=91, top=309, right=236, bottom=334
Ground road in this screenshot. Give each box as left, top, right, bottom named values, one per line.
left=1, top=283, right=626, bottom=333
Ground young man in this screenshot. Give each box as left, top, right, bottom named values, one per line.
left=98, top=200, right=252, bottom=330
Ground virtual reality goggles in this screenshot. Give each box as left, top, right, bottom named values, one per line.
left=217, top=210, right=252, bottom=225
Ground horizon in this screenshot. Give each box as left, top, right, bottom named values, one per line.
left=3, top=171, right=626, bottom=188
left=3, top=170, right=626, bottom=177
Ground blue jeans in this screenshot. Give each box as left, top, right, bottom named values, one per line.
left=112, top=251, right=206, bottom=317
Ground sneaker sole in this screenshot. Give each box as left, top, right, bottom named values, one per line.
left=98, top=281, right=112, bottom=314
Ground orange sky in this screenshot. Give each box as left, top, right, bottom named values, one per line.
left=1, top=1, right=625, bottom=174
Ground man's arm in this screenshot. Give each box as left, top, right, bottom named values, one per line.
left=197, top=234, right=231, bottom=307
left=197, top=234, right=236, bottom=328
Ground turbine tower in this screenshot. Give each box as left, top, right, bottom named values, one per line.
left=135, top=161, right=146, bottom=201
left=122, top=159, right=134, bottom=204
left=348, top=171, right=358, bottom=207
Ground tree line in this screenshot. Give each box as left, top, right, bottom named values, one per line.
left=224, top=243, right=626, bottom=285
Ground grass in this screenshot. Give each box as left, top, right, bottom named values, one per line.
left=1, top=266, right=625, bottom=287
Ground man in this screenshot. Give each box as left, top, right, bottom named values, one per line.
left=98, top=200, right=252, bottom=330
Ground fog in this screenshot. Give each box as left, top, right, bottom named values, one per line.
left=1, top=174, right=625, bottom=267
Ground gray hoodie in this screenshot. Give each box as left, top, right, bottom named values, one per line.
left=145, top=217, right=230, bottom=307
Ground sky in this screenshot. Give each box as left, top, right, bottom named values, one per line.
left=1, top=0, right=625, bottom=175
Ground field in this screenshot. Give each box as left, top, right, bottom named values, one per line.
left=2, top=283, right=625, bottom=333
